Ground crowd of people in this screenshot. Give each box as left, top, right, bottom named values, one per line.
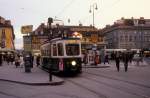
left=0, top=52, right=41, bottom=68
left=82, top=50, right=143, bottom=72
left=114, top=51, right=134, bottom=72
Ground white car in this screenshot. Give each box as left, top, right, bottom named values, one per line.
left=133, top=53, right=142, bottom=61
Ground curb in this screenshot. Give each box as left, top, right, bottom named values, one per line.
left=82, top=66, right=110, bottom=68
left=0, top=79, right=64, bottom=86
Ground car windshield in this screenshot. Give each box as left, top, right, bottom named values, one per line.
left=65, top=44, right=80, bottom=56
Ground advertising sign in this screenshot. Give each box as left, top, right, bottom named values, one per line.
left=21, top=25, right=33, bottom=34
left=91, top=34, right=98, bottom=43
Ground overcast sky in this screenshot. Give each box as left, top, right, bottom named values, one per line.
left=0, top=0, right=150, bottom=49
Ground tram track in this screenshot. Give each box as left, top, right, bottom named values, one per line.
left=63, top=68, right=150, bottom=98
left=84, top=71, right=150, bottom=89
left=65, top=78, right=108, bottom=98
left=81, top=74, right=150, bottom=98
left=65, top=74, right=150, bottom=98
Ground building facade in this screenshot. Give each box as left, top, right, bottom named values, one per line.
left=0, top=16, right=15, bottom=53
left=23, top=20, right=106, bottom=55
left=102, top=17, right=150, bottom=50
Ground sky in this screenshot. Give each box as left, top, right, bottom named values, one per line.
left=0, top=0, right=150, bottom=49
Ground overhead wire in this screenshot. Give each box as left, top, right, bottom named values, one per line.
left=55, top=0, right=76, bottom=18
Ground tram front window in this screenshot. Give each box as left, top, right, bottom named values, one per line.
left=66, top=44, right=80, bottom=56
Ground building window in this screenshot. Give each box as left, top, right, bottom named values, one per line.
left=145, top=32, right=147, bottom=35
left=120, top=35, right=124, bottom=41
left=134, top=36, right=136, bottom=41
left=125, top=35, right=128, bottom=41
left=134, top=31, right=137, bottom=34
left=129, top=35, right=132, bottom=41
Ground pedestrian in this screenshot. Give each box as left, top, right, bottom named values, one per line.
left=6, top=54, right=11, bottom=65
left=0, top=53, right=2, bottom=66
left=20, top=55, right=24, bottom=68
left=94, top=51, right=99, bottom=66
left=122, top=52, right=129, bottom=72
left=36, top=54, right=40, bottom=67
left=10, top=54, right=15, bottom=65
left=115, top=52, right=120, bottom=72
left=104, top=54, right=109, bottom=64
left=129, top=52, right=134, bottom=63
left=15, top=54, right=20, bottom=68
left=83, top=52, right=88, bottom=66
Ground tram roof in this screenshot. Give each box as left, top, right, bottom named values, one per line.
left=50, top=37, right=80, bottom=42
left=41, top=37, right=81, bottom=46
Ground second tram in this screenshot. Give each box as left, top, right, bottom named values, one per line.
left=40, top=37, right=82, bottom=74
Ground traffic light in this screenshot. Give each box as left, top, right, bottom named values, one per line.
left=48, top=17, right=53, bottom=24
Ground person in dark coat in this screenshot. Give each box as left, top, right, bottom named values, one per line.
left=83, top=53, right=87, bottom=65
left=104, top=54, right=109, bottom=64
left=122, top=52, right=129, bottom=72
left=10, top=54, right=15, bottom=65
left=36, top=54, right=40, bottom=67
left=6, top=54, right=11, bottom=65
left=0, top=54, right=2, bottom=66
left=15, top=54, right=20, bottom=68
left=115, top=52, right=120, bottom=72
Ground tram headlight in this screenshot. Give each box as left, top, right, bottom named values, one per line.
left=71, top=61, right=76, bottom=66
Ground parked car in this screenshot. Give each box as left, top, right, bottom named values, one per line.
left=133, top=53, right=143, bottom=62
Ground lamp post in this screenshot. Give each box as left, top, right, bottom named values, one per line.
left=89, top=3, right=98, bottom=27
left=48, top=17, right=53, bottom=81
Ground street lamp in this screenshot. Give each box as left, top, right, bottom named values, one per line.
left=89, top=3, right=98, bottom=27
left=48, top=17, right=53, bottom=81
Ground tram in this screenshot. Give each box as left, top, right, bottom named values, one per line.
left=40, top=37, right=82, bottom=74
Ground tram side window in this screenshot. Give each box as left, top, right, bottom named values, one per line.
left=57, top=43, right=64, bottom=56
left=53, top=44, right=57, bottom=56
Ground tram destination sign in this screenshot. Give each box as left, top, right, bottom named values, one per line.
left=65, top=40, right=80, bottom=44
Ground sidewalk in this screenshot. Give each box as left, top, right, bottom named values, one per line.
left=0, top=62, right=64, bottom=86
left=82, top=63, right=110, bottom=68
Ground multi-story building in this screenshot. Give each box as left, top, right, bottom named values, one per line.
left=102, top=17, right=150, bottom=50
left=0, top=16, right=15, bottom=53
left=24, top=19, right=106, bottom=55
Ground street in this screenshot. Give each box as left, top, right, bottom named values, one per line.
left=0, top=59, right=150, bottom=98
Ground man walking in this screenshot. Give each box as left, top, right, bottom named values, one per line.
left=104, top=54, right=109, bottom=64
left=0, top=53, right=2, bottom=66
left=115, top=52, right=120, bottom=72
left=36, top=54, right=40, bottom=67
left=122, top=52, right=129, bottom=72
